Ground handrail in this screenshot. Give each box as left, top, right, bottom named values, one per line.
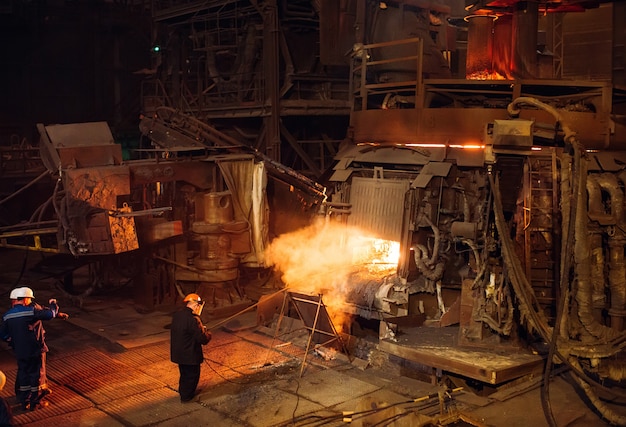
left=350, top=37, right=424, bottom=112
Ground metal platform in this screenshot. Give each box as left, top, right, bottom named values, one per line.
left=379, top=326, right=545, bottom=385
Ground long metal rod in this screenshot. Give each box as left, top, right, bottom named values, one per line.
left=111, top=206, right=172, bottom=217
left=299, top=294, right=323, bottom=377
left=204, top=287, right=290, bottom=330
left=0, top=227, right=58, bottom=238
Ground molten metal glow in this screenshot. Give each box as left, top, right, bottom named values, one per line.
left=448, top=144, right=485, bottom=149
left=361, top=142, right=484, bottom=150
left=403, top=143, right=446, bottom=148
left=403, top=143, right=485, bottom=149
left=351, top=237, right=400, bottom=271
left=466, top=70, right=507, bottom=80
left=265, top=219, right=400, bottom=332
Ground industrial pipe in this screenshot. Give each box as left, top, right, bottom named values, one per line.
left=586, top=176, right=607, bottom=320
left=573, top=147, right=618, bottom=342
left=596, top=173, right=626, bottom=331
left=507, top=97, right=618, bottom=340
left=507, top=97, right=576, bottom=142
left=413, top=244, right=445, bottom=281
left=596, top=173, right=623, bottom=223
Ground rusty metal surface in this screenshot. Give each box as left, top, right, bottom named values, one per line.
left=64, top=166, right=130, bottom=210
left=63, top=165, right=138, bottom=254
left=57, top=145, right=123, bottom=169
left=379, top=326, right=544, bottom=385
left=48, top=348, right=127, bottom=384
left=0, top=362, right=93, bottom=425
left=109, top=341, right=170, bottom=366
left=256, top=291, right=286, bottom=326
left=44, top=122, right=115, bottom=148
left=108, top=205, right=139, bottom=254
left=129, top=160, right=215, bottom=189
left=137, top=360, right=180, bottom=389
left=72, top=369, right=167, bottom=405
left=351, top=80, right=619, bottom=149
left=10, top=385, right=94, bottom=426
left=347, top=176, right=409, bottom=241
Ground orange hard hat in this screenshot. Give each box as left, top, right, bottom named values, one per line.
left=183, top=293, right=202, bottom=303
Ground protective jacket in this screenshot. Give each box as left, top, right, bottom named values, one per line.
left=0, top=397, right=11, bottom=426
left=0, top=302, right=58, bottom=358
left=170, top=307, right=211, bottom=365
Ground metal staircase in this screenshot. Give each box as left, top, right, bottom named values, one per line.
left=524, top=151, right=560, bottom=322
left=524, top=150, right=560, bottom=319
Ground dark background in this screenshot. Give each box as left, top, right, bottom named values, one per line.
left=0, top=1, right=152, bottom=143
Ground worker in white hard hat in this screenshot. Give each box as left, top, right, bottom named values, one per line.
left=8, top=288, right=21, bottom=300
left=170, top=293, right=212, bottom=403
left=0, top=287, right=62, bottom=411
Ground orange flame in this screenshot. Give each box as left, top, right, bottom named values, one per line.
left=265, top=218, right=399, bottom=332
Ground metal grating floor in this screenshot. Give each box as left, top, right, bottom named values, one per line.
left=48, top=348, right=128, bottom=384
left=9, top=379, right=93, bottom=425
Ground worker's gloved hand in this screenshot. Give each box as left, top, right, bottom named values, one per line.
left=57, top=312, right=69, bottom=320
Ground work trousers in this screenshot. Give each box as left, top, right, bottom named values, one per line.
left=16, top=355, right=42, bottom=405
left=177, top=364, right=201, bottom=402
left=14, top=352, right=48, bottom=395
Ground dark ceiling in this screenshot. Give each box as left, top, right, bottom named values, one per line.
left=0, top=1, right=152, bottom=141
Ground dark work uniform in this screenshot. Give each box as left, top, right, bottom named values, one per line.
left=170, top=307, right=211, bottom=401
left=0, top=397, right=12, bottom=426
left=0, top=302, right=58, bottom=408
left=23, top=303, right=51, bottom=395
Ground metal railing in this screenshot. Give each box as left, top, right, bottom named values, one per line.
left=350, top=38, right=424, bottom=112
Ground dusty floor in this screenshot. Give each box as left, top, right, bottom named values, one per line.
left=0, top=250, right=619, bottom=426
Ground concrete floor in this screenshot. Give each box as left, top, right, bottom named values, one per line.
left=0, top=253, right=617, bottom=426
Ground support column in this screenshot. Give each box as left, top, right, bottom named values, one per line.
left=263, top=0, right=281, bottom=162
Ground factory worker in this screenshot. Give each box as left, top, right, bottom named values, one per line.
left=0, top=287, right=61, bottom=411
left=0, top=370, right=12, bottom=426
left=170, top=293, right=212, bottom=403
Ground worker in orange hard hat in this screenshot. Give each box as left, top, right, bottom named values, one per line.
left=170, top=293, right=212, bottom=403
left=183, top=293, right=202, bottom=305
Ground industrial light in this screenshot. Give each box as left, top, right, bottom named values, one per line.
left=403, top=143, right=447, bottom=148
left=464, top=14, right=498, bottom=22
left=360, top=142, right=487, bottom=150
left=404, top=143, right=486, bottom=149
left=465, top=1, right=478, bottom=11
left=448, top=144, right=485, bottom=149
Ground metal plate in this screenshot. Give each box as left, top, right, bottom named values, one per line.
left=348, top=176, right=409, bottom=241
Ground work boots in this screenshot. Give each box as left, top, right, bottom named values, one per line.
left=23, top=388, right=52, bottom=411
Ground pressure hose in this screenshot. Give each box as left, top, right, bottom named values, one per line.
left=507, top=97, right=626, bottom=425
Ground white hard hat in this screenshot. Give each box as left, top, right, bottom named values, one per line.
left=11, top=287, right=35, bottom=299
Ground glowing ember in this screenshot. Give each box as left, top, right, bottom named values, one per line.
left=466, top=70, right=507, bottom=80
left=264, top=218, right=400, bottom=332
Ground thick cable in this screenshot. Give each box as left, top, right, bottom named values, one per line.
left=0, top=170, right=50, bottom=206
